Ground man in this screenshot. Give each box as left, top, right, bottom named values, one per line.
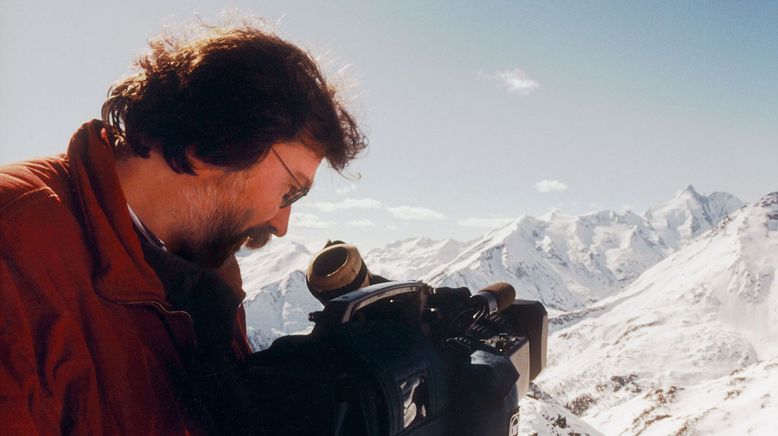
left=0, top=21, right=366, bottom=435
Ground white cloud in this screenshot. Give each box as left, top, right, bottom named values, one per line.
left=535, top=179, right=568, bottom=193
left=387, top=225, right=399, bottom=230
left=387, top=206, right=446, bottom=221
left=335, top=184, right=358, bottom=195
left=481, top=68, right=540, bottom=95
left=290, top=212, right=332, bottom=229
left=310, top=198, right=383, bottom=212
left=458, top=217, right=516, bottom=229
left=347, top=219, right=375, bottom=227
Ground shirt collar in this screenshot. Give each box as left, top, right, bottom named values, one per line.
left=127, top=203, right=168, bottom=251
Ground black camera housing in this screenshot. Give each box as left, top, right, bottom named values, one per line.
left=241, top=281, right=547, bottom=436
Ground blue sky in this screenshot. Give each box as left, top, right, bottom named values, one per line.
left=1, top=1, right=776, bottom=249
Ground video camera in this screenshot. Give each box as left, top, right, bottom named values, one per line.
left=238, top=241, right=548, bottom=436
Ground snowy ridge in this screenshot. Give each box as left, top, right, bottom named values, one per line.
left=237, top=240, right=320, bottom=349
left=237, top=239, right=312, bottom=299
left=535, top=191, right=778, bottom=435
left=364, top=236, right=470, bottom=279
left=644, top=185, right=744, bottom=251
left=422, top=186, right=741, bottom=312
left=520, top=383, right=604, bottom=436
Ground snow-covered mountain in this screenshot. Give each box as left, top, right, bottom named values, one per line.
left=645, top=184, right=745, bottom=251
left=364, top=236, right=470, bottom=279
left=518, top=384, right=605, bottom=436
left=535, top=192, right=778, bottom=435
left=237, top=240, right=320, bottom=349
left=238, top=239, right=312, bottom=296
left=422, top=211, right=658, bottom=311
left=423, top=186, right=743, bottom=311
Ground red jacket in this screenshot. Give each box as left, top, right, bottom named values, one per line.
left=0, top=121, right=252, bottom=435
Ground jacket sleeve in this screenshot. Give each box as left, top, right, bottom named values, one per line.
left=0, top=253, right=57, bottom=435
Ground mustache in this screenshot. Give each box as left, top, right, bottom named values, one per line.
left=243, top=223, right=275, bottom=249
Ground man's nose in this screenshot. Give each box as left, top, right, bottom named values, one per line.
left=267, top=206, right=291, bottom=237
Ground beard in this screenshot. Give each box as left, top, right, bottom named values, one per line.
left=174, top=176, right=274, bottom=269
left=177, top=219, right=274, bottom=269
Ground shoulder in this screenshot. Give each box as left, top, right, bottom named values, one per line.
left=0, top=156, right=71, bottom=221
left=0, top=156, right=89, bottom=279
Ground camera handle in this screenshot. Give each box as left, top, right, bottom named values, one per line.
left=310, top=281, right=431, bottom=331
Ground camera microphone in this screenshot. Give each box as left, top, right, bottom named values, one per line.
left=471, top=282, right=516, bottom=315
left=448, top=282, right=516, bottom=336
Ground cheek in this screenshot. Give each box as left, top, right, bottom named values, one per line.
left=232, top=166, right=287, bottom=222
left=241, top=186, right=282, bottom=223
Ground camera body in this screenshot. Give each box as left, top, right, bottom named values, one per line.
left=241, top=280, right=548, bottom=436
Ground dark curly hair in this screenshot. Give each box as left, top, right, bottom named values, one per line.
left=102, top=21, right=366, bottom=174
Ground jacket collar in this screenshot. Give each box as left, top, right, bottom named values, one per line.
left=67, top=120, right=167, bottom=303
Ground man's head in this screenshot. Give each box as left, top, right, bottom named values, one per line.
left=104, top=21, right=366, bottom=268
left=171, top=139, right=322, bottom=268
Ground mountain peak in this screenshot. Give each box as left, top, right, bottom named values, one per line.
left=642, top=186, right=742, bottom=251
left=676, top=184, right=701, bottom=199
left=759, top=191, right=778, bottom=208
left=539, top=208, right=564, bottom=221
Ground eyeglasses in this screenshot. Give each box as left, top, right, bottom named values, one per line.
left=271, top=147, right=310, bottom=208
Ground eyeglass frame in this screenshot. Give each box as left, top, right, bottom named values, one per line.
left=271, top=147, right=310, bottom=208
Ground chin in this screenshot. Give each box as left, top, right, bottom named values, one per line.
left=176, top=241, right=239, bottom=269
left=178, top=227, right=273, bottom=269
